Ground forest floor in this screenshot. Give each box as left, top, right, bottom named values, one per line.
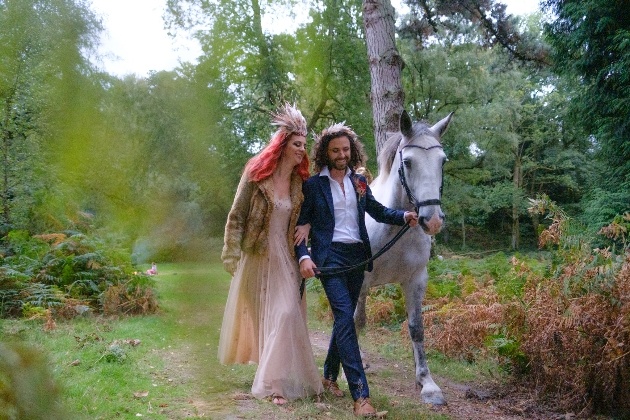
left=159, top=328, right=574, bottom=419
left=152, top=264, right=592, bottom=420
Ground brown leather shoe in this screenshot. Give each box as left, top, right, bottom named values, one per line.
left=322, top=378, right=344, bottom=397
left=353, top=397, right=377, bottom=417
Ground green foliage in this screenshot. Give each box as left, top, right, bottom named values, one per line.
left=0, top=230, right=156, bottom=318
left=486, top=331, right=528, bottom=375
left=397, top=12, right=591, bottom=250
left=425, top=278, right=460, bottom=300
left=0, top=289, right=21, bottom=318
left=0, top=341, right=67, bottom=419
left=366, top=284, right=407, bottom=326
left=0, top=0, right=102, bottom=234
left=426, top=252, right=545, bottom=301
left=543, top=0, right=630, bottom=221
left=21, top=284, right=64, bottom=311
left=103, top=343, right=127, bottom=363
left=580, top=187, right=630, bottom=235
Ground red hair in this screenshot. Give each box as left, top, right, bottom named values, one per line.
left=245, top=131, right=310, bottom=182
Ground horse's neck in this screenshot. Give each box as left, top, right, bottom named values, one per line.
left=372, top=171, right=407, bottom=210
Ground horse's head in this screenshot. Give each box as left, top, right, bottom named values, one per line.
left=397, top=110, right=452, bottom=235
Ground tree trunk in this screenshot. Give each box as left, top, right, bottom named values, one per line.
left=1, top=95, right=13, bottom=227
left=251, top=0, right=268, bottom=58
left=511, top=154, right=522, bottom=250
left=363, top=0, right=405, bottom=156
left=250, top=0, right=273, bottom=105
left=531, top=211, right=539, bottom=246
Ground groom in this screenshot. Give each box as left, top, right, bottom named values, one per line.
left=296, top=122, right=418, bottom=417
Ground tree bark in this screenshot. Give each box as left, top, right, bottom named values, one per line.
left=1, top=94, right=14, bottom=227
left=250, top=0, right=273, bottom=104
left=363, top=0, right=405, bottom=156
left=512, top=153, right=522, bottom=250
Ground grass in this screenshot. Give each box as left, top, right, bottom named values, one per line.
left=1, top=261, right=505, bottom=419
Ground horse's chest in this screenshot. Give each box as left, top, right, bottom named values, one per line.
left=370, top=234, right=430, bottom=277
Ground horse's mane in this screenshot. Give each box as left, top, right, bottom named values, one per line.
left=378, top=123, right=436, bottom=176
left=378, top=132, right=402, bottom=176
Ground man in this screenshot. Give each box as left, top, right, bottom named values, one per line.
left=296, top=122, right=418, bottom=417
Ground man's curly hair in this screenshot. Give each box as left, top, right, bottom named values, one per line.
left=311, top=122, right=367, bottom=173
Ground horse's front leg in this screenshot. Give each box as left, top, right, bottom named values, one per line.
left=404, top=270, right=446, bottom=405
left=354, top=282, right=368, bottom=330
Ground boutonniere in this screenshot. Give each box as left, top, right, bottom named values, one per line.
left=352, top=176, right=367, bottom=199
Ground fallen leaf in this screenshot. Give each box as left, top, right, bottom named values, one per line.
left=133, top=391, right=149, bottom=398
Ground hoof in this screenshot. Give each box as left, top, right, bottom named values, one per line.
left=421, top=390, right=446, bottom=406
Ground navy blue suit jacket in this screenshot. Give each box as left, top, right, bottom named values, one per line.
left=295, top=172, right=406, bottom=272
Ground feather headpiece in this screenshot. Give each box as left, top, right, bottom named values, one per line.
left=271, top=103, right=307, bottom=137
left=314, top=121, right=358, bottom=144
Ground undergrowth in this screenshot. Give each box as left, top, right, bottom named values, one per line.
left=338, top=195, right=629, bottom=418
left=0, top=230, right=157, bottom=319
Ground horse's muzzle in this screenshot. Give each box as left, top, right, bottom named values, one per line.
left=420, top=212, right=444, bottom=235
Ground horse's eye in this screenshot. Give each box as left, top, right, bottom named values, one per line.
left=403, top=160, right=411, bottom=169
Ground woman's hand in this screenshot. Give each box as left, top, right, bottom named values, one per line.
left=223, top=258, right=239, bottom=276
left=294, top=223, right=311, bottom=246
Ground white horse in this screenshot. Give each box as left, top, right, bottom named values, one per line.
left=355, top=110, right=452, bottom=405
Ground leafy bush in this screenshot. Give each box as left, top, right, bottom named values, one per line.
left=520, top=198, right=629, bottom=416
left=0, top=230, right=158, bottom=319
left=101, top=274, right=158, bottom=315
left=418, top=196, right=628, bottom=417
left=365, top=284, right=406, bottom=326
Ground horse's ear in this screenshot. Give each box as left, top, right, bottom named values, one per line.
left=400, top=110, right=413, bottom=138
left=430, top=112, right=454, bottom=138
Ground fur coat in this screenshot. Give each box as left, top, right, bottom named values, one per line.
left=221, top=171, right=304, bottom=275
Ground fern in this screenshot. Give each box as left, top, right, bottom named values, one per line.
left=21, top=283, right=63, bottom=309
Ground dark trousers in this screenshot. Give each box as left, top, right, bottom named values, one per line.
left=321, top=242, right=369, bottom=401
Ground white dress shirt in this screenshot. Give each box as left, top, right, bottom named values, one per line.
left=320, top=167, right=362, bottom=244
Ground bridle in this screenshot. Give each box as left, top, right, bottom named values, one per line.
left=397, top=144, right=445, bottom=212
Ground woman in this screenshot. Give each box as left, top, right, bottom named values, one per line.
left=218, top=104, right=323, bottom=405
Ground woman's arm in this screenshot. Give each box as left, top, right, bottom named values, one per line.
left=221, top=173, right=254, bottom=275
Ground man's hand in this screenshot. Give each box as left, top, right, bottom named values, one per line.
left=404, top=211, right=419, bottom=227
left=299, top=258, right=317, bottom=279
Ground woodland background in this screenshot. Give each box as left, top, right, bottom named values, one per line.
left=0, top=0, right=627, bottom=258
left=0, top=0, right=629, bottom=418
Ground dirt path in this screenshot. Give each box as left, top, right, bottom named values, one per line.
left=155, top=267, right=565, bottom=419
left=308, top=330, right=563, bottom=420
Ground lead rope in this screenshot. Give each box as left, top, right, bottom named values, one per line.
left=312, top=220, right=412, bottom=278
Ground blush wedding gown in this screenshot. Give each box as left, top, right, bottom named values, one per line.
left=218, top=196, right=323, bottom=400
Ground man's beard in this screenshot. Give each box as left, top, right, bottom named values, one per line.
left=330, top=158, right=348, bottom=171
